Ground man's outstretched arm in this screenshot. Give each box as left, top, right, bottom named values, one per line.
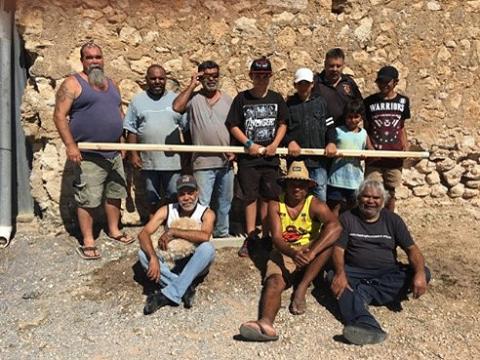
left=406, top=244, right=428, bottom=298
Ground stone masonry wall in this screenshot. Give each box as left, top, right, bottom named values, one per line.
left=15, top=0, right=480, bottom=226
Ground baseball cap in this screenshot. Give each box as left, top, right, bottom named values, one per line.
left=250, top=56, right=272, bottom=73
left=376, top=65, right=399, bottom=82
left=294, top=68, right=314, bottom=83
left=176, top=175, right=197, bottom=191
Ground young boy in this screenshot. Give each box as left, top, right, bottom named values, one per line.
left=286, top=67, right=337, bottom=202
left=226, top=56, right=288, bottom=257
left=364, top=66, right=410, bottom=211
left=327, top=100, right=371, bottom=215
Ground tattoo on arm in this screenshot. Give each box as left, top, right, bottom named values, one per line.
left=56, top=82, right=75, bottom=103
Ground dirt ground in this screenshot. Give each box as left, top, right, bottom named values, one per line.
left=0, top=199, right=479, bottom=359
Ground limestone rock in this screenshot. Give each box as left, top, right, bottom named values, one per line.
left=465, top=180, right=480, bottom=189
left=129, top=56, right=153, bottom=75
left=436, top=158, right=456, bottom=172
left=164, top=58, right=184, bottom=73
left=402, top=168, right=426, bottom=187
left=426, top=171, right=441, bottom=185
left=442, top=165, right=466, bottom=187
left=448, top=183, right=465, bottom=198
left=415, top=159, right=436, bottom=174
left=272, top=12, right=296, bottom=25
left=395, top=185, right=411, bottom=200
left=118, top=79, right=142, bottom=104
left=427, top=1, right=441, bottom=11
left=276, top=27, right=297, bottom=49
left=437, top=46, right=451, bottom=62
left=413, top=185, right=431, bottom=197
left=354, top=17, right=373, bottom=43
left=431, top=184, right=448, bottom=198
left=119, top=26, right=142, bottom=46
left=463, top=165, right=480, bottom=180
left=234, top=17, right=259, bottom=34
left=463, top=188, right=479, bottom=199
left=83, top=0, right=109, bottom=8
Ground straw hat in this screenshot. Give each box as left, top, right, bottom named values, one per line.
left=278, top=161, right=317, bottom=188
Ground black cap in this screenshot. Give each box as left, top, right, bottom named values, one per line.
left=376, top=65, right=399, bottom=82
left=176, top=175, right=197, bottom=191
left=250, top=56, right=272, bottom=73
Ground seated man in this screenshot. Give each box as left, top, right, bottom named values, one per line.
left=330, top=179, right=430, bottom=345
left=138, top=175, right=216, bottom=315
left=240, top=161, right=342, bottom=341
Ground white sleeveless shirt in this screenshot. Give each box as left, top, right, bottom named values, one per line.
left=166, top=203, right=208, bottom=228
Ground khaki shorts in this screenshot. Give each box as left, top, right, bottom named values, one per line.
left=265, top=249, right=303, bottom=286
left=73, top=153, right=127, bottom=208
left=365, top=166, right=402, bottom=191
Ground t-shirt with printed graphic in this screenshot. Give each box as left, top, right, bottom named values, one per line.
left=337, top=208, right=415, bottom=270
left=226, top=89, right=288, bottom=167
left=364, top=93, right=410, bottom=168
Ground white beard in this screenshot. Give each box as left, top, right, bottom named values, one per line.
left=87, top=67, right=106, bottom=89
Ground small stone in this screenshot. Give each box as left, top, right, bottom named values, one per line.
left=22, top=290, right=42, bottom=300
left=427, top=1, right=441, bottom=11
left=436, top=158, right=456, bottom=172
left=448, top=183, right=465, bottom=198
left=234, top=17, right=259, bottom=34
left=437, top=46, right=451, bottom=61
left=354, top=17, right=373, bottom=43
left=463, top=165, right=480, bottom=180
left=463, top=188, right=479, bottom=199
left=442, top=165, right=466, bottom=187
left=426, top=171, right=441, bottom=185
left=402, top=168, right=426, bottom=187
left=395, top=185, right=411, bottom=199
left=413, top=185, right=431, bottom=197
left=415, top=159, right=436, bottom=174
left=431, top=184, right=448, bottom=198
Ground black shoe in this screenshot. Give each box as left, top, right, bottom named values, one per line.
left=143, top=292, right=174, bottom=315
left=182, top=285, right=196, bottom=309
left=342, top=324, right=387, bottom=345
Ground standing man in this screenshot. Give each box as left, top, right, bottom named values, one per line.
left=312, top=48, right=363, bottom=126
left=226, top=56, right=288, bottom=257
left=330, top=180, right=430, bottom=345
left=286, top=67, right=337, bottom=202
left=239, top=161, right=342, bottom=341
left=53, top=41, right=133, bottom=260
left=172, top=61, right=234, bottom=238
left=138, top=175, right=216, bottom=314
left=124, top=64, right=186, bottom=215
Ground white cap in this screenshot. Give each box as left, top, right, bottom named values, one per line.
left=294, top=68, right=314, bottom=83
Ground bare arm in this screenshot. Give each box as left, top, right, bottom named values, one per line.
left=172, top=72, right=201, bottom=113
left=308, top=198, right=343, bottom=257
left=126, top=132, right=142, bottom=169
left=166, top=209, right=215, bottom=244
left=230, top=126, right=263, bottom=156
left=406, top=244, right=428, bottom=298
left=53, top=77, right=82, bottom=163
left=330, top=245, right=352, bottom=299
left=264, top=123, right=287, bottom=156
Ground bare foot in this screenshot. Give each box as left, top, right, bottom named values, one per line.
left=290, top=289, right=307, bottom=315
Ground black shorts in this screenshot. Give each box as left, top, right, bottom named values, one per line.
left=237, top=165, right=281, bottom=203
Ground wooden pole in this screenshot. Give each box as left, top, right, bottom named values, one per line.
left=78, top=142, right=429, bottom=158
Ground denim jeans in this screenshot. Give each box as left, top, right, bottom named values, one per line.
left=194, top=167, right=234, bottom=237
left=327, top=265, right=431, bottom=330
left=138, top=242, right=216, bottom=304
left=142, top=170, right=180, bottom=205
left=308, top=166, right=328, bottom=202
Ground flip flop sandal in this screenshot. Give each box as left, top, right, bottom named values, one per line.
left=76, top=246, right=101, bottom=260
left=239, top=322, right=279, bottom=342
left=107, top=232, right=135, bottom=245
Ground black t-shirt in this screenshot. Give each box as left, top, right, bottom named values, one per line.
left=226, top=89, right=288, bottom=167
left=364, top=93, right=411, bottom=168
left=337, top=208, right=414, bottom=270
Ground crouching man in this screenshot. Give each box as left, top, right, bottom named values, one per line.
left=239, top=161, right=342, bottom=341
left=330, top=179, right=430, bottom=345
left=138, top=175, right=216, bottom=314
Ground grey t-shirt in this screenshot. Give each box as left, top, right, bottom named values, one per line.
left=124, top=90, right=186, bottom=171
left=187, top=91, right=232, bottom=171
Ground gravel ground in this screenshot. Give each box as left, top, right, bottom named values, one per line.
left=1, top=201, right=479, bottom=360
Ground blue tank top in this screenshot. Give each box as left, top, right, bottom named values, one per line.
left=69, top=74, right=123, bottom=158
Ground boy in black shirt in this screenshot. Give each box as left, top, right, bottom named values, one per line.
left=364, top=66, right=411, bottom=212
left=226, top=57, right=288, bottom=257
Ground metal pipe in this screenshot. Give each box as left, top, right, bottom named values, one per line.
left=0, top=2, right=13, bottom=246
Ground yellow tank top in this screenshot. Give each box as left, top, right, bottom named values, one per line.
left=279, top=194, right=321, bottom=247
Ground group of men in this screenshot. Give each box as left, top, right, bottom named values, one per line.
left=53, top=42, right=429, bottom=345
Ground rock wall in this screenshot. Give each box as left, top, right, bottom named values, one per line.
left=15, top=0, right=480, bottom=226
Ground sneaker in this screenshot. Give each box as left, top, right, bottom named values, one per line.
left=342, top=324, right=387, bottom=345
left=238, top=238, right=250, bottom=257
left=182, top=285, right=196, bottom=309
left=143, top=291, right=175, bottom=315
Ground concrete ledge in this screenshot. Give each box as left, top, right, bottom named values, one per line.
left=211, top=235, right=246, bottom=249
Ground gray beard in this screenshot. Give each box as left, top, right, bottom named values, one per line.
left=87, top=67, right=106, bottom=89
